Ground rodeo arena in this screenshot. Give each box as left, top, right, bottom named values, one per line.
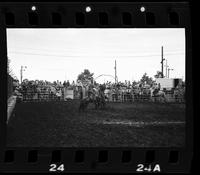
left=7, top=68, right=185, bottom=147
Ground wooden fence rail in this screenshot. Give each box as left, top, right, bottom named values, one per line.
left=19, top=92, right=185, bottom=103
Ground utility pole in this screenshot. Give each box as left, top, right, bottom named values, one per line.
left=165, top=59, right=169, bottom=78
left=20, top=66, right=27, bottom=84
left=161, top=46, right=165, bottom=78
left=168, top=68, right=173, bottom=78
left=114, top=60, right=117, bottom=84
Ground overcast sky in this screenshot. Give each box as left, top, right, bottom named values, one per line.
left=7, top=28, right=185, bottom=83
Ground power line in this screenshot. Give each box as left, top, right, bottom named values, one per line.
left=9, top=45, right=185, bottom=54
left=9, top=51, right=185, bottom=58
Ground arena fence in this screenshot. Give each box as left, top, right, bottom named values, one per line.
left=20, top=92, right=64, bottom=102
left=107, top=93, right=184, bottom=103
left=7, top=74, right=14, bottom=99
left=19, top=91, right=185, bottom=103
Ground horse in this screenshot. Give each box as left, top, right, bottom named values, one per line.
left=95, top=90, right=106, bottom=109
left=79, top=96, right=92, bottom=112
left=88, top=87, right=106, bottom=109
left=78, top=87, right=106, bottom=112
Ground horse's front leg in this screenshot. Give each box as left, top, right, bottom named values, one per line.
left=95, top=101, right=98, bottom=109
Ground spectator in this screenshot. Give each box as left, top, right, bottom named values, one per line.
left=63, top=81, right=67, bottom=87
left=66, top=80, right=70, bottom=87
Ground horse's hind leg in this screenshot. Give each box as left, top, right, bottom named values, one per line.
left=79, top=101, right=85, bottom=112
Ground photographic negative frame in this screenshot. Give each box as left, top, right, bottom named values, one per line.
left=0, top=1, right=193, bottom=173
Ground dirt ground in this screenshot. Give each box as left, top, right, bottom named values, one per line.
left=6, top=100, right=185, bottom=147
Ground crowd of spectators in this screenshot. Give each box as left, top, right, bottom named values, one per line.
left=12, top=78, right=185, bottom=102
